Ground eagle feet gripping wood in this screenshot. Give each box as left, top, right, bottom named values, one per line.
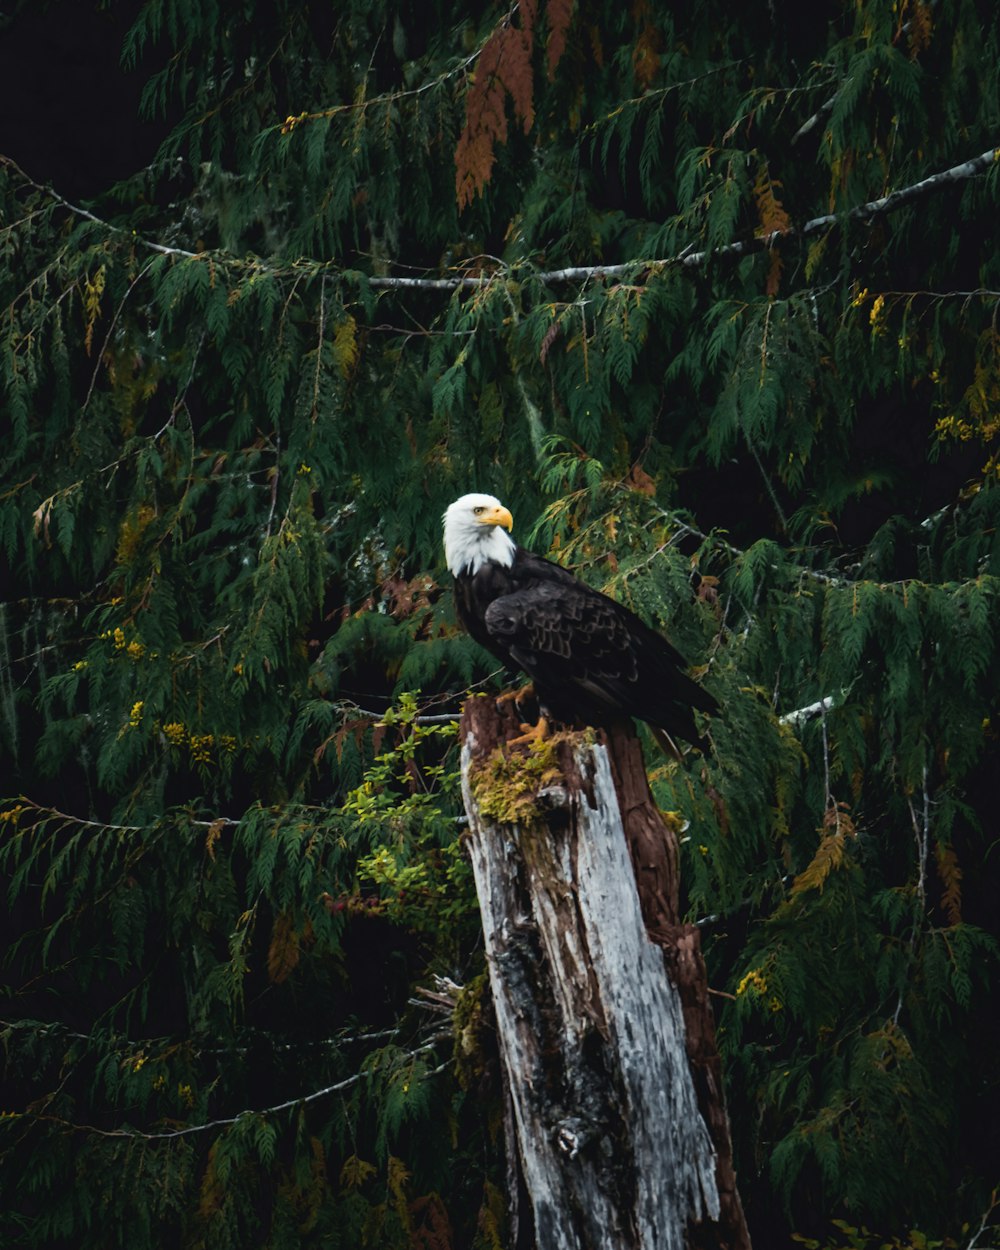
left=495, top=682, right=536, bottom=713
left=444, top=493, right=717, bottom=752
left=495, top=683, right=535, bottom=703
left=495, top=684, right=544, bottom=745
left=507, top=715, right=551, bottom=749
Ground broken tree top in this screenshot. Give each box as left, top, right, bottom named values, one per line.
left=459, top=696, right=750, bottom=1250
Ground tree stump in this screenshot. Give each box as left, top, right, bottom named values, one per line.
left=460, top=696, right=750, bottom=1250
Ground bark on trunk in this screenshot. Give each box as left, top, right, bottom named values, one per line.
left=460, top=696, right=750, bottom=1250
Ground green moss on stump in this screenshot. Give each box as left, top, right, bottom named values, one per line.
left=469, top=736, right=564, bottom=826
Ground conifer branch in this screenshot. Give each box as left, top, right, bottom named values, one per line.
left=345, top=705, right=462, bottom=724
left=643, top=501, right=853, bottom=587
left=24, top=1037, right=450, bottom=1141
left=0, top=156, right=200, bottom=261
left=7, top=145, right=996, bottom=295
left=277, top=6, right=513, bottom=134
left=7, top=801, right=143, bottom=834
left=0, top=1017, right=401, bottom=1055
left=508, top=145, right=1000, bottom=284
left=7, top=800, right=245, bottom=834
left=586, top=60, right=746, bottom=124
left=81, top=258, right=159, bottom=413
left=871, top=287, right=1000, bottom=305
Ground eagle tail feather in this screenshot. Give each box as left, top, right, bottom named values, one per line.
left=650, top=725, right=684, bottom=763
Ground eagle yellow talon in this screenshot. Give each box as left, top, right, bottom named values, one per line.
left=496, top=683, right=535, bottom=707
left=508, top=716, right=550, bottom=748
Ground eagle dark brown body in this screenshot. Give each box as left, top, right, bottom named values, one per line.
left=453, top=543, right=717, bottom=748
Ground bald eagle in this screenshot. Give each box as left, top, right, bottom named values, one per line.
left=443, top=493, right=717, bottom=754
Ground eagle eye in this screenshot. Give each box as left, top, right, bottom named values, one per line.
left=473, top=506, right=485, bottom=515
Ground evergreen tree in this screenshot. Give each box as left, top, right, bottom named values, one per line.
left=1, top=1, right=998, bottom=1246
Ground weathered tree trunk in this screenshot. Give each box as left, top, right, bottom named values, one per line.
left=460, top=697, right=750, bottom=1250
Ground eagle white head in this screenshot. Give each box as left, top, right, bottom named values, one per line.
left=443, top=493, right=516, bottom=576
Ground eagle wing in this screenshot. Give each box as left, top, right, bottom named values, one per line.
left=482, top=565, right=715, bottom=733
left=484, top=583, right=637, bottom=680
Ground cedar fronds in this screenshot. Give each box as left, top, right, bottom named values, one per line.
left=455, top=2, right=538, bottom=208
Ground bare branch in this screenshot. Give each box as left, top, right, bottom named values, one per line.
left=779, top=695, right=839, bottom=729
left=964, top=1189, right=1000, bottom=1250
left=365, top=273, right=492, bottom=291
left=791, top=91, right=839, bottom=144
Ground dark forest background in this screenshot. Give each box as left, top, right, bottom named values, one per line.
left=1, top=2, right=998, bottom=1247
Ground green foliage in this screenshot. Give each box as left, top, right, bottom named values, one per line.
left=0, top=691, right=483, bottom=1247
left=3, top=0, right=1000, bottom=1245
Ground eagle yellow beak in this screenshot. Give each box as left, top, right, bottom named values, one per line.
left=480, top=505, right=513, bottom=531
